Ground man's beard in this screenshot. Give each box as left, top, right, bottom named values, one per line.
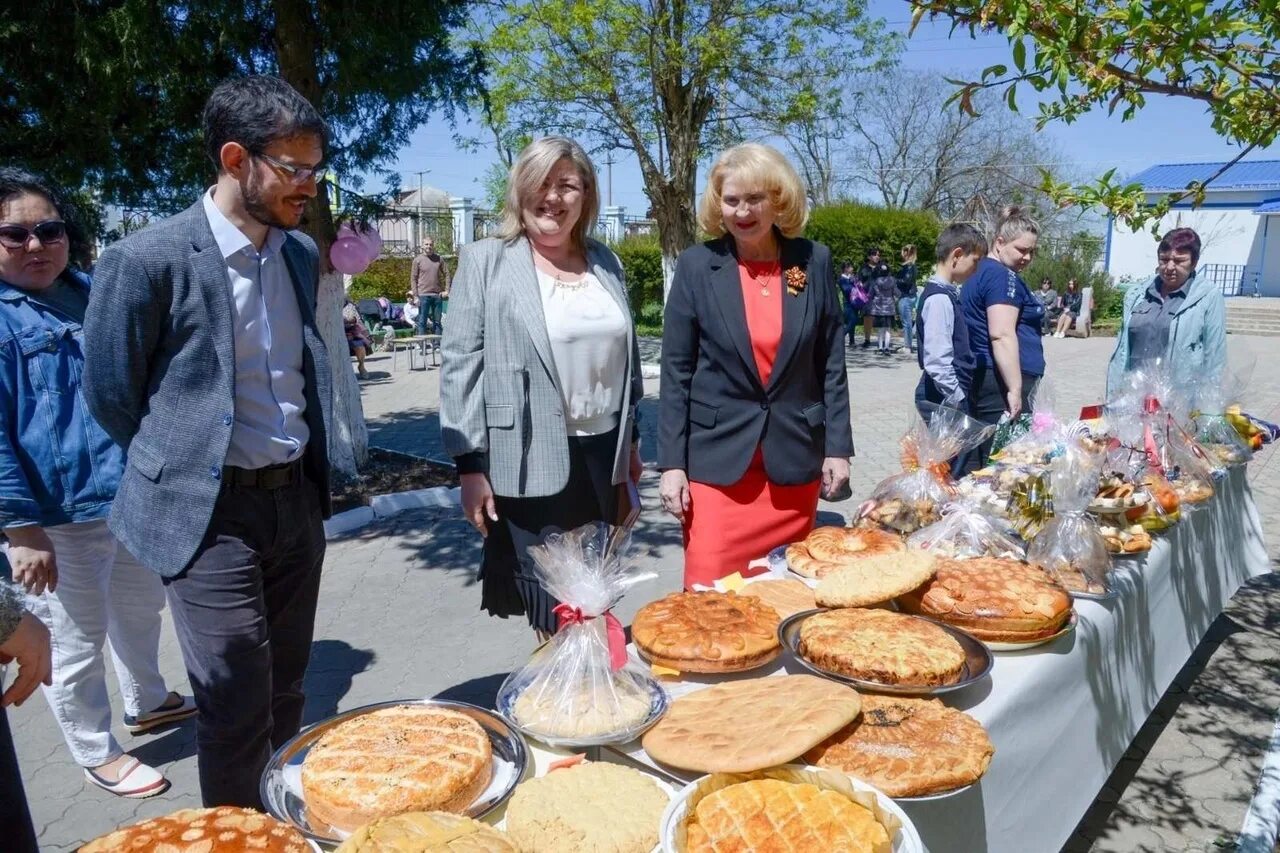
left=244, top=168, right=302, bottom=231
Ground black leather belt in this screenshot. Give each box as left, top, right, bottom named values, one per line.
left=222, top=459, right=304, bottom=490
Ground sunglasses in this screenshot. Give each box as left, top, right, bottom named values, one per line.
left=0, top=220, right=67, bottom=250
left=254, top=152, right=324, bottom=185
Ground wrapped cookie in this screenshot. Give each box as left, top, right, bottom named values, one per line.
left=907, top=500, right=1026, bottom=560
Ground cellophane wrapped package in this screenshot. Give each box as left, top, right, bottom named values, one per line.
left=1028, top=444, right=1113, bottom=596
left=989, top=380, right=1061, bottom=466
left=496, top=523, right=661, bottom=747
left=908, top=500, right=1026, bottom=560
left=1191, top=353, right=1256, bottom=468
left=864, top=404, right=996, bottom=534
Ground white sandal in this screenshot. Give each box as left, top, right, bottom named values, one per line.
left=84, top=757, right=169, bottom=799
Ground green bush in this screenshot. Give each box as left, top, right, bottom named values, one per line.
left=613, top=235, right=664, bottom=319
left=805, top=203, right=941, bottom=275
left=1022, top=232, right=1122, bottom=320
left=348, top=257, right=415, bottom=302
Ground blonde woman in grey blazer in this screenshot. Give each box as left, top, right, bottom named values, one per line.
left=440, top=137, right=643, bottom=634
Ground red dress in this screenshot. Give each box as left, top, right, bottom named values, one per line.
left=682, top=260, right=822, bottom=588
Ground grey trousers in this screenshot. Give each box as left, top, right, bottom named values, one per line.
left=163, top=474, right=325, bottom=809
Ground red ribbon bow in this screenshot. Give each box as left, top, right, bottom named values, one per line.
left=552, top=604, right=628, bottom=672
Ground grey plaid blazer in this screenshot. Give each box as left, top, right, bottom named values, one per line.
left=82, top=201, right=332, bottom=578
left=440, top=235, right=643, bottom=497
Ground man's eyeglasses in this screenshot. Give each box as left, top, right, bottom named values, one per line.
left=0, top=220, right=67, bottom=250
left=254, top=152, right=324, bottom=185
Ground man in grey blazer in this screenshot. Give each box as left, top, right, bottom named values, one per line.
left=83, top=75, right=333, bottom=809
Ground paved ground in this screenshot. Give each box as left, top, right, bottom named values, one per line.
left=10, top=334, right=1280, bottom=851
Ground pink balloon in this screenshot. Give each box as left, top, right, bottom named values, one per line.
left=330, top=236, right=372, bottom=274
left=358, top=227, right=383, bottom=261
left=336, top=222, right=357, bottom=241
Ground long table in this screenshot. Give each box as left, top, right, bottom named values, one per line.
left=603, top=466, right=1271, bottom=853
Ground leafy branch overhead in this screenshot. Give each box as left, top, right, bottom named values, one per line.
left=912, top=0, right=1280, bottom=229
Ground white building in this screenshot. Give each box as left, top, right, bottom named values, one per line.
left=1105, top=160, right=1280, bottom=296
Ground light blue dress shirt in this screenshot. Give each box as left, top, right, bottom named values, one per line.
left=202, top=190, right=309, bottom=468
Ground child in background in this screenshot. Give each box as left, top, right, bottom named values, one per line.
left=897, top=244, right=919, bottom=353
left=915, top=224, right=988, bottom=419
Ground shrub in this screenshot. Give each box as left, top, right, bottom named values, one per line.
left=1023, top=232, right=1122, bottom=320
left=613, top=234, right=664, bottom=319
left=348, top=257, right=415, bottom=302
left=805, top=203, right=942, bottom=275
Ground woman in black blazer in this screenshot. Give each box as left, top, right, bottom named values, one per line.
left=657, top=143, right=853, bottom=588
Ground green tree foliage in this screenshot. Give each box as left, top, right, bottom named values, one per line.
left=480, top=0, right=898, bottom=282
left=613, top=234, right=666, bottom=336
left=1023, top=232, right=1123, bottom=321
left=349, top=257, right=416, bottom=302
left=912, top=0, right=1280, bottom=229
left=805, top=203, right=942, bottom=272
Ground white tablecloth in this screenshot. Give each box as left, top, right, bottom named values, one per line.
left=604, top=466, right=1271, bottom=853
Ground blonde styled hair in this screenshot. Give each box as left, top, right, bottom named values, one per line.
left=901, top=244, right=918, bottom=263
left=498, top=137, right=600, bottom=251
left=697, top=143, right=809, bottom=239
left=992, top=205, right=1040, bottom=245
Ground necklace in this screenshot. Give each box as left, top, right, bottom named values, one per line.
left=745, top=259, right=780, bottom=296
left=551, top=273, right=588, bottom=291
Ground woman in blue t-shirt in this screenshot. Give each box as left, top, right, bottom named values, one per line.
left=955, top=206, right=1045, bottom=474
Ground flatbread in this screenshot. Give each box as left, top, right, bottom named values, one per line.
left=805, top=695, right=995, bottom=797
left=336, top=811, right=517, bottom=852
left=504, top=762, right=667, bottom=853
left=632, top=591, right=781, bottom=673
left=641, top=675, right=862, bottom=773
left=80, top=808, right=309, bottom=853
left=815, top=549, right=939, bottom=608
left=797, top=608, right=967, bottom=686
left=739, top=578, right=817, bottom=619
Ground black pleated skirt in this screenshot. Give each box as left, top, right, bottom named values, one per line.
left=479, top=428, right=620, bottom=634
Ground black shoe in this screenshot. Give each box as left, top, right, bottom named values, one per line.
left=861, top=340, right=872, bottom=349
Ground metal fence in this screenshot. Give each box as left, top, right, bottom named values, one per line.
left=1201, top=263, right=1261, bottom=297
left=473, top=208, right=502, bottom=241
left=372, top=207, right=454, bottom=256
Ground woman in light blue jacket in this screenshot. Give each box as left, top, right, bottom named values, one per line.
left=1106, top=227, right=1227, bottom=398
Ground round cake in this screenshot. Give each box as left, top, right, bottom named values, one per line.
left=512, top=683, right=652, bottom=738
left=797, top=608, right=968, bottom=686
left=632, top=590, right=781, bottom=673
left=814, top=549, right=939, bottom=608
left=80, top=807, right=309, bottom=853
left=897, top=556, right=1073, bottom=642
left=786, top=526, right=907, bottom=579
left=336, top=811, right=518, bottom=852
left=504, top=762, right=668, bottom=852
left=804, top=694, right=995, bottom=797
left=302, top=705, right=493, bottom=832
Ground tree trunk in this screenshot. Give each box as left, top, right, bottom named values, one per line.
left=272, top=0, right=368, bottom=479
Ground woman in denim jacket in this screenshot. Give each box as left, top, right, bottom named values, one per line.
left=0, top=170, right=194, bottom=798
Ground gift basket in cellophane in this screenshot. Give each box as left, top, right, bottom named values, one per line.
left=1088, top=411, right=1181, bottom=548
left=1026, top=441, right=1115, bottom=597
left=862, top=404, right=996, bottom=534
left=1190, top=352, right=1257, bottom=470
left=495, top=523, right=667, bottom=747
left=907, top=497, right=1026, bottom=561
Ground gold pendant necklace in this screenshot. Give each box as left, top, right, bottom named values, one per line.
left=748, top=260, right=779, bottom=297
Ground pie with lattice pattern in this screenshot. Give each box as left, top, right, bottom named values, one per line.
left=302, top=705, right=492, bottom=832
left=797, top=608, right=967, bottom=686
left=632, top=591, right=780, bottom=673
left=815, top=549, right=939, bottom=608
left=685, top=779, right=891, bottom=853
left=79, top=807, right=309, bottom=852
left=786, top=526, right=907, bottom=579
left=897, top=556, right=1072, bottom=642
left=804, top=694, right=994, bottom=797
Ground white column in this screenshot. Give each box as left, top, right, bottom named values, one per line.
left=451, top=197, right=475, bottom=246
left=604, top=205, right=626, bottom=243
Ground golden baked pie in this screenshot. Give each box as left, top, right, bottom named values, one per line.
left=641, top=675, right=861, bottom=773
left=805, top=695, right=994, bottom=797
left=632, top=591, right=781, bottom=673
left=815, top=549, right=938, bottom=608
left=80, top=807, right=309, bottom=852
left=797, top=608, right=967, bottom=686
left=504, top=762, right=667, bottom=853
left=302, top=705, right=492, bottom=832
left=897, top=556, right=1072, bottom=642
left=336, top=811, right=517, bottom=852
left=685, top=779, right=891, bottom=853
left=787, top=526, right=907, bottom=579
left=739, top=578, right=817, bottom=619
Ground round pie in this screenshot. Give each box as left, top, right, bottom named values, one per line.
left=897, top=556, right=1073, bottom=642
left=739, top=578, right=818, bottom=618
left=80, top=807, right=309, bottom=852
left=504, top=762, right=668, bottom=852
left=632, top=591, right=781, bottom=673
left=804, top=694, right=995, bottom=797
left=787, top=526, right=907, bottom=579
left=815, top=549, right=939, bottom=608
left=302, top=705, right=493, bottom=832
left=797, top=608, right=967, bottom=686
left=336, top=811, right=517, bottom=852
left=512, top=683, right=652, bottom=738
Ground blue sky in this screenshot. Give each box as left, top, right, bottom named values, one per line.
left=372, top=0, right=1265, bottom=215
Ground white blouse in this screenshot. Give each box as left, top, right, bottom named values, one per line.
left=536, top=269, right=629, bottom=436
